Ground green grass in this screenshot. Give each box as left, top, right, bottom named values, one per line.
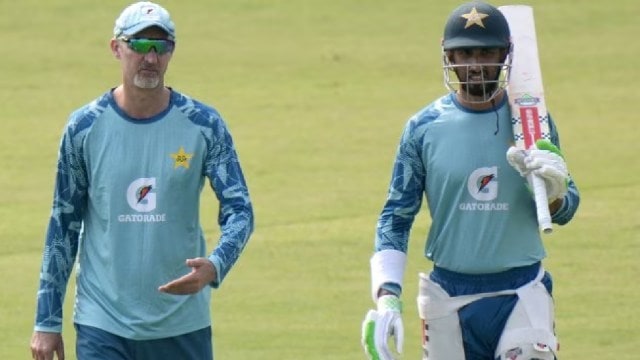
left=1, top=0, right=638, bottom=359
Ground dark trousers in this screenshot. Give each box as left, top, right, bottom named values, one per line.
left=75, top=323, right=213, bottom=360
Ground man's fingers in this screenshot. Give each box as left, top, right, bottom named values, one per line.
left=159, top=258, right=215, bottom=294
left=158, top=273, right=195, bottom=294
left=31, top=332, right=63, bottom=360
left=31, top=349, right=55, bottom=360
left=53, top=338, right=65, bottom=360
left=56, top=345, right=65, bottom=360
left=185, top=257, right=204, bottom=267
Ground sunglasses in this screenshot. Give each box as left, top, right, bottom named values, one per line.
left=119, top=37, right=175, bottom=55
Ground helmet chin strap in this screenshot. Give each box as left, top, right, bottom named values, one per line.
left=491, top=97, right=500, bottom=135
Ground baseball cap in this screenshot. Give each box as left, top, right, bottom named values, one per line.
left=113, top=1, right=176, bottom=40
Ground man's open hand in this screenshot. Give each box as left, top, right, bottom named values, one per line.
left=158, top=258, right=217, bottom=295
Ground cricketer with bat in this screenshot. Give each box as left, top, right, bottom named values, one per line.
left=361, top=1, right=580, bottom=359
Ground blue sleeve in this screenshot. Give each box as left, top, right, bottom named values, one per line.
left=204, top=118, right=254, bottom=288
left=547, top=115, right=580, bottom=225
left=34, top=121, right=88, bottom=332
left=375, top=118, right=426, bottom=253
left=380, top=282, right=403, bottom=297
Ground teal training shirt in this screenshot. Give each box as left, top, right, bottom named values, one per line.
left=375, top=93, right=579, bottom=274
left=35, top=89, right=254, bottom=339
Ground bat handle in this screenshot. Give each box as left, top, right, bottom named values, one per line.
left=529, top=173, right=553, bottom=234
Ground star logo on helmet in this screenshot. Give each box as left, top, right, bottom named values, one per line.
left=461, top=7, right=489, bottom=29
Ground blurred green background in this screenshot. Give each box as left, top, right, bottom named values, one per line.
left=1, top=0, right=638, bottom=358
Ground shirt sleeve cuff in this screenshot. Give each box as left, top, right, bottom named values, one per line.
left=379, top=282, right=403, bottom=297
left=34, top=325, right=62, bottom=333
left=207, top=255, right=222, bottom=288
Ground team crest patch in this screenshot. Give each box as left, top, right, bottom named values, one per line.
left=170, top=146, right=193, bottom=169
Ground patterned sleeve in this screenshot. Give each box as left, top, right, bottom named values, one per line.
left=374, top=117, right=427, bottom=253
left=34, top=119, right=88, bottom=332
left=204, top=117, right=254, bottom=288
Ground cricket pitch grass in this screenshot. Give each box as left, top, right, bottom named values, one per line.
left=1, top=0, right=637, bottom=358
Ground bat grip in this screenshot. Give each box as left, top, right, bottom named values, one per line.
left=528, top=173, right=553, bottom=234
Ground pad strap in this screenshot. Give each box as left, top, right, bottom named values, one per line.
left=418, top=267, right=545, bottom=319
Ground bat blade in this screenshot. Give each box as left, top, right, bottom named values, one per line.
left=500, top=5, right=553, bottom=234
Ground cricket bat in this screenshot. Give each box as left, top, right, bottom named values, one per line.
left=499, top=5, right=553, bottom=234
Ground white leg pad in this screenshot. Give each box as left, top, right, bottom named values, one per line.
left=496, top=328, right=556, bottom=359
left=495, top=278, right=558, bottom=359
left=417, top=268, right=553, bottom=360
left=417, top=273, right=468, bottom=360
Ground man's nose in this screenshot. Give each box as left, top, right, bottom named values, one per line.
left=467, top=57, right=482, bottom=70
left=143, top=49, right=159, bottom=62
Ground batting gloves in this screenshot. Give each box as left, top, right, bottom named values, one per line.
left=362, top=295, right=404, bottom=360
left=506, top=139, right=569, bottom=201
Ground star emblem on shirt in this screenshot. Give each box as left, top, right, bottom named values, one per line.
left=461, top=7, right=489, bottom=29
left=170, top=146, right=193, bottom=169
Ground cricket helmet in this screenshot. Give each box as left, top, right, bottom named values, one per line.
left=442, top=1, right=510, bottom=50
left=441, top=2, right=513, bottom=103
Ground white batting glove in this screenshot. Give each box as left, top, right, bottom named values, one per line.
left=506, top=146, right=529, bottom=177
left=361, top=295, right=404, bottom=360
left=507, top=140, right=569, bottom=201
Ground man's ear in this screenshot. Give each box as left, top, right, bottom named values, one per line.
left=445, top=50, right=455, bottom=64
left=497, top=48, right=505, bottom=63
left=110, top=39, right=121, bottom=59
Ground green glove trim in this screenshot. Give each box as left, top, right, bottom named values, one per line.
left=535, top=139, right=563, bottom=158
left=379, top=295, right=403, bottom=313
left=363, top=320, right=380, bottom=360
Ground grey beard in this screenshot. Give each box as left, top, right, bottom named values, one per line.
left=133, top=74, right=160, bottom=89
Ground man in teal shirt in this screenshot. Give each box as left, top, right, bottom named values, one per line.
left=362, top=2, right=579, bottom=359
left=30, top=2, right=254, bottom=359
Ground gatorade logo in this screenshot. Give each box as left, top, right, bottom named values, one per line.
left=126, top=178, right=157, bottom=212
left=459, top=167, right=509, bottom=211
left=119, top=178, right=167, bottom=223
left=467, top=167, right=498, bottom=201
